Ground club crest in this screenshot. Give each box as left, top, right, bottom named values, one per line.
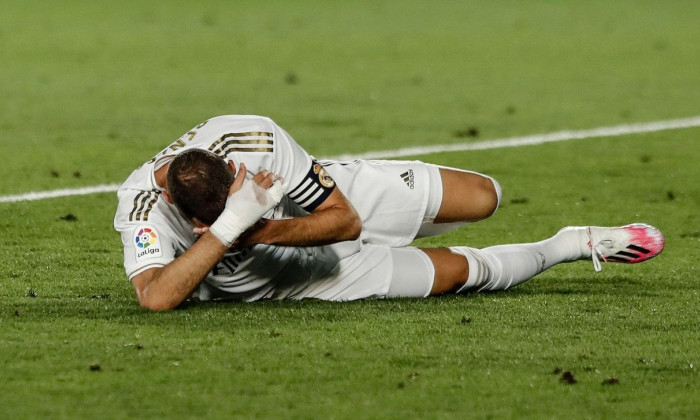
left=313, top=163, right=335, bottom=188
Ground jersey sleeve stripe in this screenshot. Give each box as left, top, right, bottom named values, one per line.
left=128, top=191, right=160, bottom=222
left=142, top=193, right=160, bottom=221
left=128, top=191, right=146, bottom=221
left=130, top=191, right=150, bottom=221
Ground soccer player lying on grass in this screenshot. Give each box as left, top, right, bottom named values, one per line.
left=114, top=115, right=665, bottom=311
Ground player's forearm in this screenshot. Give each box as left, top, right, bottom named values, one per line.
left=246, top=206, right=362, bottom=247
left=137, top=233, right=228, bottom=311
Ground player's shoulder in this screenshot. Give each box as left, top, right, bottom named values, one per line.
left=114, top=186, right=164, bottom=227
left=205, top=115, right=279, bottom=131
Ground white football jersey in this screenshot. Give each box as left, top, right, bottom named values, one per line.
left=114, top=115, right=431, bottom=300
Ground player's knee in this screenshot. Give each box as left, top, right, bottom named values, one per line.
left=486, top=176, right=502, bottom=214
left=435, top=168, right=502, bottom=223
left=474, top=175, right=501, bottom=220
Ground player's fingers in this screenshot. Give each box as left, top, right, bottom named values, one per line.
left=252, top=169, right=269, bottom=184
left=253, top=170, right=277, bottom=189
left=260, top=172, right=276, bottom=189
left=193, top=226, right=210, bottom=235
left=229, top=162, right=247, bottom=195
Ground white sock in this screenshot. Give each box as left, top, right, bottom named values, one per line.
left=451, top=227, right=590, bottom=292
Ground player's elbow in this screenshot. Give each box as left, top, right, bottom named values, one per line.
left=139, top=297, right=178, bottom=311
left=347, top=215, right=362, bottom=241
left=131, top=268, right=183, bottom=311
left=339, top=203, right=362, bottom=241
left=328, top=202, right=362, bottom=242
left=137, top=290, right=180, bottom=312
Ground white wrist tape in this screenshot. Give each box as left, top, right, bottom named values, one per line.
left=209, top=180, right=284, bottom=247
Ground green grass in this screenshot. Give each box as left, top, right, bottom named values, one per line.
left=1, top=0, right=699, bottom=418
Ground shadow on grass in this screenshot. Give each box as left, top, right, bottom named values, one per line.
left=5, top=273, right=664, bottom=334
left=501, top=274, right=660, bottom=297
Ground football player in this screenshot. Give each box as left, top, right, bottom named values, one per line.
left=114, top=115, right=664, bottom=310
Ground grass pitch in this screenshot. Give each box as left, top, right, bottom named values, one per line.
left=1, top=1, right=699, bottom=418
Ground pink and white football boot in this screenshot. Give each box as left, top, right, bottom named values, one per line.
left=585, top=223, right=665, bottom=271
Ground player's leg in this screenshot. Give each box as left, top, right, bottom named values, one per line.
left=418, top=248, right=468, bottom=294
left=385, top=247, right=438, bottom=298
left=434, top=167, right=502, bottom=223
left=393, top=224, right=665, bottom=296
left=386, top=244, right=556, bottom=297
left=416, top=166, right=502, bottom=238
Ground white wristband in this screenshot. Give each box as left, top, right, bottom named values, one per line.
left=209, top=209, right=250, bottom=247
left=209, top=179, right=284, bottom=247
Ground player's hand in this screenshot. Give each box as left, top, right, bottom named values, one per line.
left=193, top=167, right=283, bottom=236
left=227, top=162, right=248, bottom=196
left=252, top=169, right=283, bottom=189
left=194, top=219, right=266, bottom=248
left=193, top=163, right=248, bottom=236
left=227, top=163, right=283, bottom=196
left=202, top=166, right=284, bottom=247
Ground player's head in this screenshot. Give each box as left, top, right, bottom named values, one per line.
left=166, top=149, right=234, bottom=226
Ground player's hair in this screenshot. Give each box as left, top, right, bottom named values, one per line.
left=166, top=149, right=235, bottom=225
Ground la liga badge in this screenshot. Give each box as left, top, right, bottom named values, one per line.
left=134, top=226, right=163, bottom=262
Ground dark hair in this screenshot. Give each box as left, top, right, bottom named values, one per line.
left=166, top=149, right=235, bottom=225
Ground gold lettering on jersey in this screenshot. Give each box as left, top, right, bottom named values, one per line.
left=144, top=120, right=210, bottom=165
left=168, top=139, right=186, bottom=152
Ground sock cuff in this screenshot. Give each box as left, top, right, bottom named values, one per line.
left=449, top=247, right=486, bottom=293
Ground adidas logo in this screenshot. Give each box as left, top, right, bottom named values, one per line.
left=604, top=244, right=652, bottom=263
left=400, top=170, right=415, bottom=189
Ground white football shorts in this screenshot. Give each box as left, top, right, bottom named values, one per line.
left=322, top=159, right=443, bottom=247
left=194, top=243, right=436, bottom=301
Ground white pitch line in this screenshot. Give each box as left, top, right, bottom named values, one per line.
left=327, top=115, right=700, bottom=161
left=0, top=183, right=122, bottom=204
left=2, top=115, right=699, bottom=204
